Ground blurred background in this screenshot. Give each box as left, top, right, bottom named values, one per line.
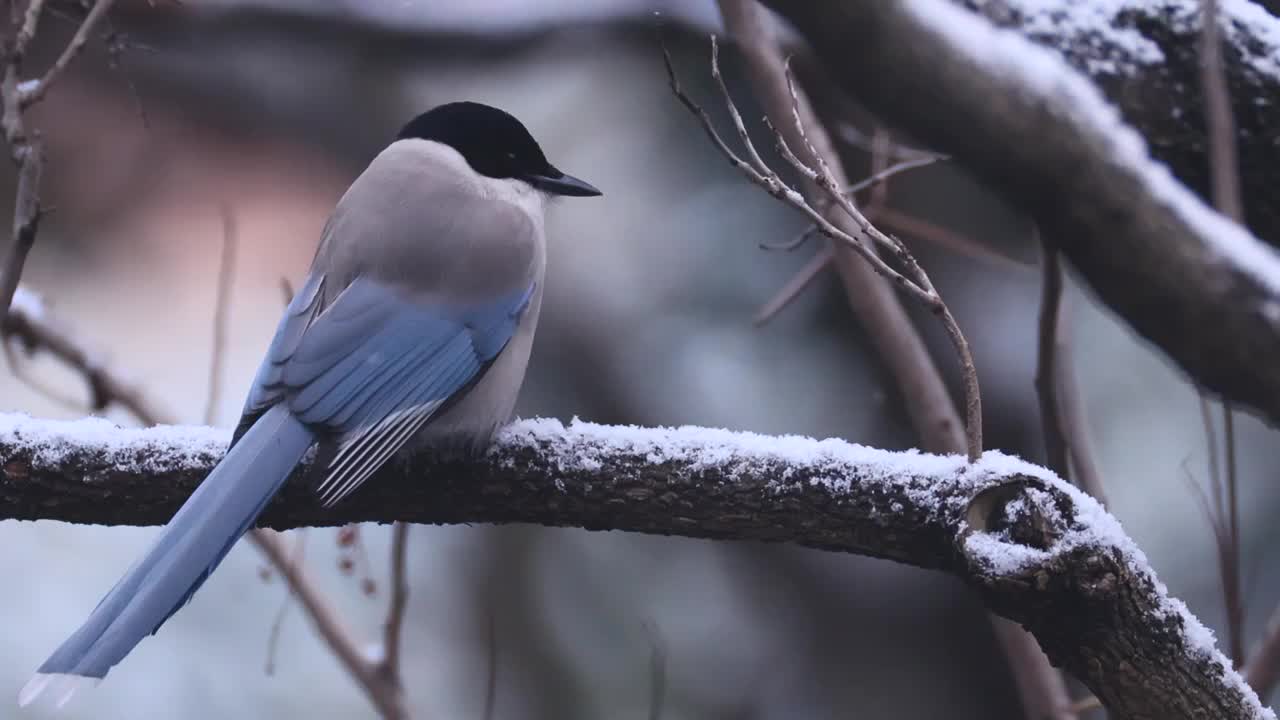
left=2, top=1, right=1279, bottom=718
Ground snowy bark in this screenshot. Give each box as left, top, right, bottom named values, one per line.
left=762, top=0, right=1280, bottom=431
left=0, top=412, right=1271, bottom=719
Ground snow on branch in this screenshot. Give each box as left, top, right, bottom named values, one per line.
left=763, top=0, right=1280, bottom=430
left=0, top=411, right=1271, bottom=718
left=954, top=0, right=1280, bottom=247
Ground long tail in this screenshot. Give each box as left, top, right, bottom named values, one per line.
left=19, top=405, right=314, bottom=706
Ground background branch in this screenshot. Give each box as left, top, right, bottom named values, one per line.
left=761, top=0, right=1280, bottom=431
left=0, top=0, right=117, bottom=319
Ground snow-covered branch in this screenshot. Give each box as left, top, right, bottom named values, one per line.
left=0, top=412, right=1271, bottom=719
left=763, top=0, right=1280, bottom=431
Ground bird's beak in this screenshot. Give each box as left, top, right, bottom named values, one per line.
left=524, top=167, right=602, bottom=197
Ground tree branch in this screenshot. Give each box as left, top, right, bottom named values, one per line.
left=0, top=412, right=1271, bottom=719
left=760, top=0, right=1280, bottom=431
left=2, top=286, right=171, bottom=423
left=953, top=0, right=1272, bottom=244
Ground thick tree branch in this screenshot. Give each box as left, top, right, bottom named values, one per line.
left=0, top=413, right=1271, bottom=719
left=760, top=0, right=1280, bottom=430
left=953, top=0, right=1274, bottom=244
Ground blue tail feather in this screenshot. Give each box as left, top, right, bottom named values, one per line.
left=23, top=404, right=313, bottom=689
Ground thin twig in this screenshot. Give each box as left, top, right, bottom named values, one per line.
left=204, top=204, right=236, bottom=426
left=1052, top=297, right=1106, bottom=504
left=644, top=619, right=668, bottom=720
left=19, top=0, right=120, bottom=108
left=844, top=154, right=944, bottom=197
left=1199, top=0, right=1248, bottom=668
left=1035, top=230, right=1071, bottom=481
left=864, top=128, right=893, bottom=212
left=833, top=122, right=939, bottom=162
left=15, top=0, right=49, bottom=58
left=1197, top=392, right=1245, bottom=667
left=874, top=207, right=1030, bottom=272
left=263, top=529, right=307, bottom=676
left=704, top=2, right=971, bottom=459
left=1200, top=394, right=1225, bottom=529
left=753, top=246, right=832, bottom=326
left=760, top=223, right=821, bottom=251
left=249, top=531, right=407, bottom=720
left=379, top=521, right=410, bottom=684
left=2, top=286, right=170, bottom=423
left=1245, top=602, right=1280, bottom=697
left=1199, top=0, right=1245, bottom=224
left=1224, top=402, right=1244, bottom=666
left=482, top=605, right=499, bottom=720
left=1, top=0, right=117, bottom=320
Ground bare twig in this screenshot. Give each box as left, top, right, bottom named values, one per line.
left=1196, top=392, right=1246, bottom=667
left=1, top=0, right=119, bottom=320
left=1245, top=602, right=1280, bottom=698
left=378, top=521, right=410, bottom=684
left=874, top=208, right=1030, bottom=272
left=482, top=605, right=499, bottom=720
left=1199, top=0, right=1244, bottom=224
left=760, top=223, right=821, bottom=251
left=1199, top=0, right=1247, bottom=670
left=2, top=286, right=170, bottom=423
left=1035, top=231, right=1070, bottom=481
left=687, top=9, right=969, bottom=459
left=644, top=619, right=668, bottom=720
left=1223, top=402, right=1244, bottom=666
left=204, top=204, right=236, bottom=426
left=249, top=530, right=407, bottom=720
left=752, top=246, right=832, bottom=326
left=665, top=33, right=983, bottom=459
left=833, top=122, right=938, bottom=162
left=15, top=1, right=49, bottom=57
left=844, top=154, right=944, bottom=197
left=18, top=0, right=120, bottom=109
left=864, top=128, right=892, bottom=212
left=263, top=528, right=307, bottom=675
left=1051, top=299, right=1105, bottom=504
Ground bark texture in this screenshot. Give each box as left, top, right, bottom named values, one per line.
left=0, top=413, right=1270, bottom=719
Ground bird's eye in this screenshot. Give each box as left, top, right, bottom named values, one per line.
left=506, top=152, right=517, bottom=161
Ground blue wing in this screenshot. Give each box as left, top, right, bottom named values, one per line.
left=236, top=274, right=534, bottom=507
left=232, top=272, right=327, bottom=445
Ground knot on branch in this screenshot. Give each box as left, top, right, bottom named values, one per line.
left=959, top=477, right=1122, bottom=597
left=966, top=478, right=1069, bottom=552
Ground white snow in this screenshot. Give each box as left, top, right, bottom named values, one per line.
left=987, top=0, right=1165, bottom=74
left=497, top=416, right=1054, bottom=517
left=10, top=286, right=45, bottom=321
left=2, top=409, right=1269, bottom=715
left=910, top=0, right=1280, bottom=311
left=0, top=413, right=228, bottom=476
left=988, top=0, right=1280, bottom=82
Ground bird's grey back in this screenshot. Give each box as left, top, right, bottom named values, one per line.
left=310, top=139, right=549, bottom=451
left=313, top=140, right=543, bottom=304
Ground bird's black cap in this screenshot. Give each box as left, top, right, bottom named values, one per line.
left=397, top=101, right=601, bottom=197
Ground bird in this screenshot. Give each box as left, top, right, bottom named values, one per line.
left=19, top=100, right=601, bottom=707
